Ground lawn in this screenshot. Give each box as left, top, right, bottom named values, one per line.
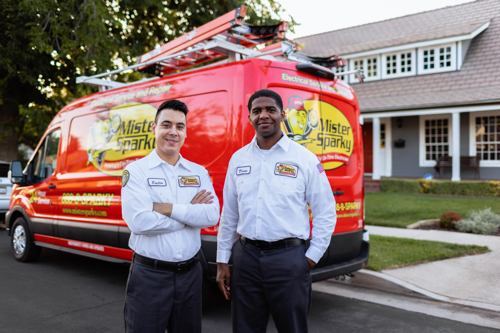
left=365, top=192, right=500, bottom=228
left=365, top=235, right=490, bottom=271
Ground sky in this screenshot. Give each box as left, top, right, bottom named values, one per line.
left=276, top=0, right=475, bottom=39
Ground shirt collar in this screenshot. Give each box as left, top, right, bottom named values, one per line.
left=250, top=130, right=290, bottom=153
left=147, top=149, right=192, bottom=171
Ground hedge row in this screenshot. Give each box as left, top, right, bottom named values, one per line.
left=380, top=179, right=500, bottom=197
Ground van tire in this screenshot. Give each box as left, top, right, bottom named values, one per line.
left=11, top=217, right=42, bottom=262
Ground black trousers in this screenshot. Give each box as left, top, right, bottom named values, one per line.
left=124, top=259, right=202, bottom=333
left=231, top=238, right=312, bottom=333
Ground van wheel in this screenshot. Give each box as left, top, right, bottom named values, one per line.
left=11, top=217, right=41, bottom=262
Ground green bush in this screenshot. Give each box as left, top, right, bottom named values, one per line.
left=439, top=211, right=460, bottom=229
left=431, top=181, right=492, bottom=196
left=380, top=178, right=498, bottom=197
left=455, top=208, right=500, bottom=235
left=380, top=179, right=420, bottom=194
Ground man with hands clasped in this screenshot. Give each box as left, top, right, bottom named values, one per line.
left=122, top=99, right=220, bottom=333
left=216, top=89, right=337, bottom=333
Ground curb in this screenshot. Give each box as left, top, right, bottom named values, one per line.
left=360, top=269, right=500, bottom=312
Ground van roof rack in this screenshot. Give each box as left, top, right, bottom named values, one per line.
left=76, top=6, right=363, bottom=92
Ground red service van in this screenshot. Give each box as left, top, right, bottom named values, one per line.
left=7, top=6, right=369, bottom=284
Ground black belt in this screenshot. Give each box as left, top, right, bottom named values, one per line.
left=133, top=253, right=197, bottom=272
left=241, top=236, right=304, bottom=250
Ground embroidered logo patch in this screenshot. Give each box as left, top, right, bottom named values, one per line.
left=122, top=170, right=130, bottom=187
left=178, top=176, right=201, bottom=187
left=148, top=178, right=167, bottom=186
left=236, top=166, right=251, bottom=176
left=274, top=163, right=298, bottom=178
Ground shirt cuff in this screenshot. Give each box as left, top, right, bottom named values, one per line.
left=305, top=245, right=324, bottom=264
left=171, top=204, right=188, bottom=223
left=216, top=250, right=231, bottom=263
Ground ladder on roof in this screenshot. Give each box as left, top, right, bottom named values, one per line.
left=76, top=6, right=362, bottom=91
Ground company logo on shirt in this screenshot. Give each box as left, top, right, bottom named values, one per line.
left=178, top=176, right=201, bottom=187
left=274, top=163, right=298, bottom=178
left=281, top=96, right=354, bottom=171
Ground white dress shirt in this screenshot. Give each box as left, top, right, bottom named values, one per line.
left=217, top=132, right=337, bottom=264
left=122, top=149, right=220, bottom=262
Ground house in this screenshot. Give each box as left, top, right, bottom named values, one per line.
left=297, top=0, right=500, bottom=181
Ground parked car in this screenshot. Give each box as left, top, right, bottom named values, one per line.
left=0, top=161, right=13, bottom=215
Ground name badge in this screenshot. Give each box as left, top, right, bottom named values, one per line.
left=274, top=163, right=298, bottom=178
left=236, top=166, right=251, bottom=176
left=148, top=178, right=167, bottom=186
left=178, top=176, right=201, bottom=187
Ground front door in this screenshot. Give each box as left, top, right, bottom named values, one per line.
left=362, top=123, right=373, bottom=174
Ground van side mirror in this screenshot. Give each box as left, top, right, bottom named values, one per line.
left=9, top=161, right=24, bottom=185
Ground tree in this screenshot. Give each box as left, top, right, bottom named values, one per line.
left=0, top=0, right=295, bottom=161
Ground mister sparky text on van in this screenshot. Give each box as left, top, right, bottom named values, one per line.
left=7, top=6, right=369, bottom=284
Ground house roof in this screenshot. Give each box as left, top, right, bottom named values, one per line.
left=296, top=0, right=500, bottom=112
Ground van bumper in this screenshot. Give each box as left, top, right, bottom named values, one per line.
left=311, top=239, right=369, bottom=282
left=200, top=229, right=369, bottom=283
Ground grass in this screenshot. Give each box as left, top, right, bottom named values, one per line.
left=365, top=192, right=500, bottom=228
left=365, top=235, right=490, bottom=271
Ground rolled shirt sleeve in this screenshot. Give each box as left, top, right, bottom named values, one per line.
left=121, top=164, right=185, bottom=235
left=170, top=169, right=220, bottom=229
left=304, top=159, right=337, bottom=263
left=216, top=158, right=240, bottom=263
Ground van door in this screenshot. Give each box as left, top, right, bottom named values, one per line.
left=25, top=127, right=63, bottom=237
left=317, top=78, right=364, bottom=235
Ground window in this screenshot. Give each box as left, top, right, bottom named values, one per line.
left=29, top=129, right=61, bottom=184
left=349, top=56, right=380, bottom=83
left=418, top=43, right=456, bottom=74
left=380, top=123, right=386, bottom=148
left=382, top=50, right=416, bottom=78
left=419, top=115, right=452, bottom=167
left=334, top=65, right=348, bottom=82
left=470, top=111, right=500, bottom=166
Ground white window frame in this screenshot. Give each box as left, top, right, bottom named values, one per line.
left=334, top=65, right=349, bottom=83
left=417, top=43, right=457, bottom=75
left=381, top=50, right=416, bottom=79
left=469, top=110, right=500, bottom=167
left=419, top=114, right=453, bottom=167
left=349, top=56, right=380, bottom=83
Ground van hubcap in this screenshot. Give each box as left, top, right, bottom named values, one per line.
left=13, top=225, right=27, bottom=255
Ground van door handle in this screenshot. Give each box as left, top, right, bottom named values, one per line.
left=332, top=191, right=344, bottom=195
left=48, top=184, right=56, bottom=189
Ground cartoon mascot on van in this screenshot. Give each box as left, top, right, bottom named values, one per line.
left=283, top=96, right=319, bottom=145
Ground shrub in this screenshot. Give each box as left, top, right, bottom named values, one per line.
left=491, top=181, right=500, bottom=197
left=439, top=211, right=460, bottom=229
left=381, top=179, right=420, bottom=194
left=418, top=179, right=435, bottom=193
left=455, top=208, right=500, bottom=235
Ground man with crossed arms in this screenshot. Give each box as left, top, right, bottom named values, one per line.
left=216, top=89, right=337, bottom=332
left=122, top=99, right=219, bottom=333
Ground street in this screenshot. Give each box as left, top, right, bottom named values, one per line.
left=0, top=228, right=498, bottom=333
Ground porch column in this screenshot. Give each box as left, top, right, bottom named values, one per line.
left=452, top=112, right=461, bottom=181
left=372, top=117, right=381, bottom=180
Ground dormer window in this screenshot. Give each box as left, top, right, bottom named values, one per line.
left=418, top=43, right=456, bottom=74
left=349, top=56, right=380, bottom=83
left=381, top=50, right=416, bottom=79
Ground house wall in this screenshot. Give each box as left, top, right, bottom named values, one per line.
left=390, top=113, right=500, bottom=179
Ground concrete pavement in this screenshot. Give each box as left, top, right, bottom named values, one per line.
left=362, top=225, right=500, bottom=312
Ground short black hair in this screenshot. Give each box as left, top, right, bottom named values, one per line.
left=155, top=99, right=188, bottom=123
left=247, top=89, right=283, bottom=112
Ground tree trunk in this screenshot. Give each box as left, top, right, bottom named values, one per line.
left=0, top=104, right=21, bottom=162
